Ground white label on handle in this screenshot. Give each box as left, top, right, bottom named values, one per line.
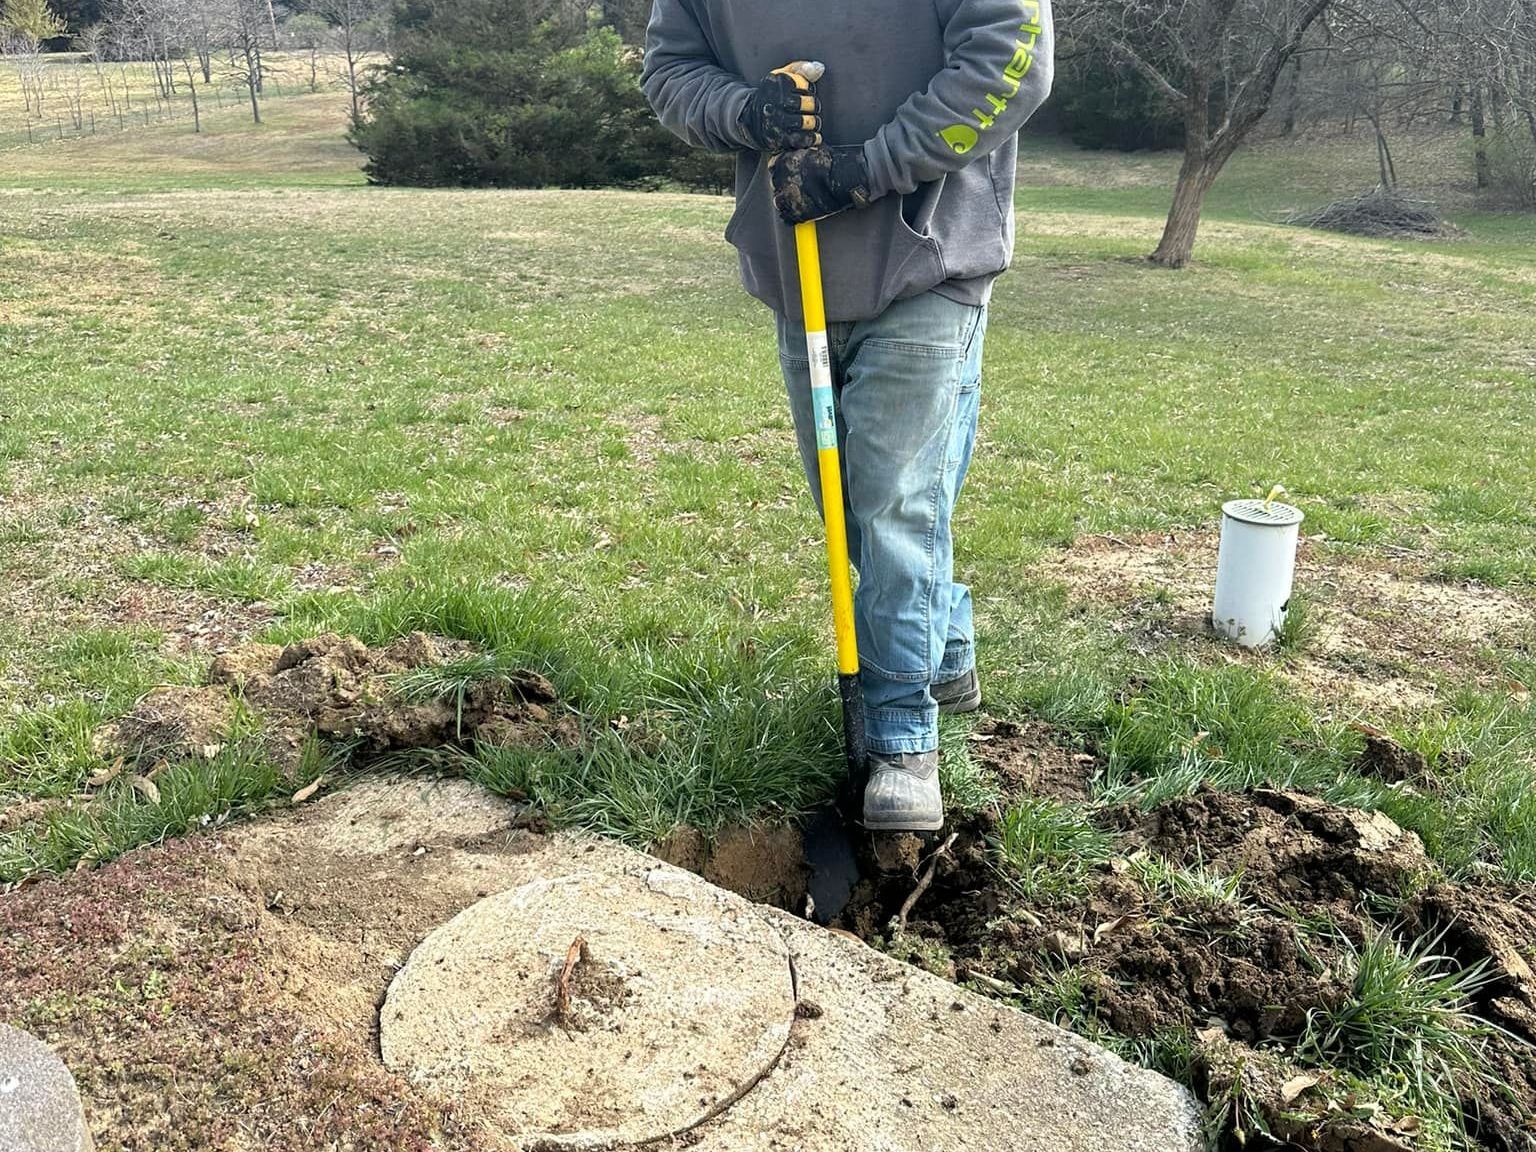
left=806, top=331, right=836, bottom=451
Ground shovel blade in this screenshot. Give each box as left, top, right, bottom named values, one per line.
left=801, top=803, right=861, bottom=925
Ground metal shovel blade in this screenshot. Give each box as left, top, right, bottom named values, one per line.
left=801, top=801, right=861, bottom=926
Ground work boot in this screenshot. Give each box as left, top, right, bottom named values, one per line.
left=933, top=668, right=981, bottom=715
left=862, top=750, right=943, bottom=832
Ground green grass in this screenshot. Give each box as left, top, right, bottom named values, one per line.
left=997, top=798, right=1115, bottom=899
left=1273, top=589, right=1318, bottom=654
left=1125, top=851, right=1245, bottom=908
left=1300, top=927, right=1510, bottom=1128
left=0, top=93, right=1532, bottom=889
left=0, top=736, right=334, bottom=879
left=0, top=77, right=1532, bottom=1152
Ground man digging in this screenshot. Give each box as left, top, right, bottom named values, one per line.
left=642, top=2, right=1055, bottom=832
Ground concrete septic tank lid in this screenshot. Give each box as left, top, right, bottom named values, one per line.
left=380, top=866, right=797, bottom=1148
left=0, top=1025, right=92, bottom=1152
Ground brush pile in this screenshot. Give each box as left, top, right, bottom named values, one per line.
left=1283, top=188, right=1456, bottom=239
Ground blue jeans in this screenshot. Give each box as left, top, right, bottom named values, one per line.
left=777, top=291, right=987, bottom=755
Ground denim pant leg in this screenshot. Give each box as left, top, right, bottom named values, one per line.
left=779, top=293, right=985, bottom=755
left=938, top=350, right=984, bottom=683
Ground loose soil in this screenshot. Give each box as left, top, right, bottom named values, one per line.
left=967, top=715, right=1099, bottom=803
left=808, top=787, right=1536, bottom=1152
left=5, top=765, right=1532, bottom=1151
left=1040, top=532, right=1536, bottom=713
left=94, top=632, right=579, bottom=776
left=11, top=623, right=1535, bottom=1152
left=0, top=780, right=549, bottom=1151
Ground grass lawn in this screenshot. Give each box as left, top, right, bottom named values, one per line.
left=2, top=90, right=1535, bottom=1149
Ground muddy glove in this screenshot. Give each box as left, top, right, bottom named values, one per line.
left=769, top=145, right=873, bottom=224
left=739, top=64, right=823, bottom=152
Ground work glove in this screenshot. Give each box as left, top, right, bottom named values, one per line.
left=740, top=64, right=823, bottom=152
left=769, top=145, right=873, bottom=225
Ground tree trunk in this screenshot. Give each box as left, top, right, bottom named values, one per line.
left=183, top=58, right=201, bottom=133
left=345, top=27, right=361, bottom=126
left=1281, top=57, right=1302, bottom=137
left=1470, top=86, right=1489, bottom=190
left=1151, top=148, right=1222, bottom=269
left=1366, top=109, right=1395, bottom=190
left=245, top=43, right=262, bottom=124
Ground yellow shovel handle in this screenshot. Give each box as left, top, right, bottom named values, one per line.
left=795, top=221, right=859, bottom=678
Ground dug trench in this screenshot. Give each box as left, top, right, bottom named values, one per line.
left=661, top=720, right=1536, bottom=1152
left=3, top=637, right=1533, bottom=1151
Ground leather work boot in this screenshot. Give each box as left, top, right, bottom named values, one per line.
left=933, top=668, right=981, bottom=715
left=862, top=750, right=943, bottom=832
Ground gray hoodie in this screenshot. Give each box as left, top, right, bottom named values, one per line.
left=642, top=0, right=1055, bottom=322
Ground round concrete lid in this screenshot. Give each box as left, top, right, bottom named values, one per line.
left=1223, top=498, right=1305, bottom=528
left=379, top=865, right=796, bottom=1148
left=0, top=1025, right=92, bottom=1152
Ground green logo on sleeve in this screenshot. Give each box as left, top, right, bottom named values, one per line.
left=940, top=1, right=1043, bottom=155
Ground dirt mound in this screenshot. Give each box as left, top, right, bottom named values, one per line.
left=1354, top=722, right=1434, bottom=784
left=812, top=787, right=1533, bottom=1151
left=1110, top=788, right=1431, bottom=912
left=95, top=632, right=578, bottom=775
left=93, top=684, right=238, bottom=765
left=1402, top=884, right=1536, bottom=1151
left=968, top=717, right=1099, bottom=802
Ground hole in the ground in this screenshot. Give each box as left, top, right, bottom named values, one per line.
left=652, top=788, right=1536, bottom=1152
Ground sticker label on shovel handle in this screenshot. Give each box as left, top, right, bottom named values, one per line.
left=806, top=331, right=836, bottom=451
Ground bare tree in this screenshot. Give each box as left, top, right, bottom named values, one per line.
left=1305, top=18, right=1446, bottom=192
left=0, top=0, right=64, bottom=117
left=1064, top=0, right=1334, bottom=267
left=79, top=22, right=121, bottom=115
left=311, top=0, right=385, bottom=125
left=1373, top=0, right=1536, bottom=197
left=220, top=0, right=267, bottom=122
left=180, top=46, right=200, bottom=129
left=0, top=28, right=48, bottom=115
left=283, top=11, right=326, bottom=91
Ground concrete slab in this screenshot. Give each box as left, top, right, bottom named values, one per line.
left=0, top=1025, right=92, bottom=1152
left=360, top=781, right=1204, bottom=1152
left=694, top=907, right=1202, bottom=1151
left=381, top=869, right=797, bottom=1148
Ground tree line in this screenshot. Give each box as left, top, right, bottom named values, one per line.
left=356, top=0, right=1536, bottom=262
left=7, top=0, right=1534, bottom=266
left=2, top=0, right=388, bottom=131
left=1062, top=0, right=1536, bottom=263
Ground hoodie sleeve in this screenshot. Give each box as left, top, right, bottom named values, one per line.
left=641, top=0, right=756, bottom=153
left=862, top=0, right=1054, bottom=200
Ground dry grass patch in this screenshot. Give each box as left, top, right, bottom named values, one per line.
left=1040, top=531, right=1535, bottom=713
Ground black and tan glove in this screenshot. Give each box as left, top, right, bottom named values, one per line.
left=739, top=63, right=823, bottom=152
left=770, top=145, right=872, bottom=224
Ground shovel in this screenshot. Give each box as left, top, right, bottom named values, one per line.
left=783, top=62, right=869, bottom=923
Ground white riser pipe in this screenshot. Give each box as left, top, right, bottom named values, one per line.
left=1212, top=499, right=1305, bottom=648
